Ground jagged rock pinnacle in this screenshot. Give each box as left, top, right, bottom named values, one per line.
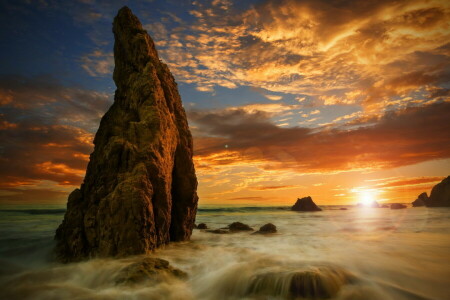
left=55, top=6, right=198, bottom=262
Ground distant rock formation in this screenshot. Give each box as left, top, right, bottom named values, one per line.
left=292, top=196, right=322, bottom=211
left=412, top=192, right=428, bottom=207
left=55, top=6, right=198, bottom=262
left=426, top=176, right=450, bottom=207
left=390, top=203, right=407, bottom=209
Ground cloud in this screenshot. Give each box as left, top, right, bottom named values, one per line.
left=0, top=75, right=111, bottom=131
left=250, top=185, right=298, bottom=191
left=265, top=94, right=283, bottom=101
left=81, top=49, right=114, bottom=77
left=190, top=101, right=450, bottom=174
left=0, top=75, right=112, bottom=202
left=143, top=0, right=449, bottom=117
left=371, top=176, right=444, bottom=189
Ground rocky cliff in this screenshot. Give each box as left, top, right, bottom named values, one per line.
left=55, top=6, right=198, bottom=262
left=426, top=176, right=450, bottom=207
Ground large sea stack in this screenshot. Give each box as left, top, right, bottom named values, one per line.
left=55, top=7, right=198, bottom=262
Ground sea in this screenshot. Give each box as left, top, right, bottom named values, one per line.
left=0, top=204, right=449, bottom=300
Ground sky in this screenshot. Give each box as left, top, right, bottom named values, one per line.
left=0, top=0, right=449, bottom=206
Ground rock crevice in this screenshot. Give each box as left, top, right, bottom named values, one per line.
left=55, top=6, right=198, bottom=262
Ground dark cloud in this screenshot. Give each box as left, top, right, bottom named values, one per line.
left=0, top=75, right=111, bottom=132
left=190, top=101, right=450, bottom=173
left=0, top=75, right=110, bottom=193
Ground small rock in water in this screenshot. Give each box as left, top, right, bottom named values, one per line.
left=228, top=222, right=254, bottom=232
left=339, top=208, right=348, bottom=210
left=197, top=223, right=208, bottom=229
left=390, top=203, right=407, bottom=209
left=292, top=196, right=322, bottom=212
left=115, top=257, right=187, bottom=285
left=253, top=223, right=277, bottom=234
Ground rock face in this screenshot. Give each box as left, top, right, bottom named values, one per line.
left=426, top=176, right=450, bottom=207
left=412, top=192, right=428, bottom=207
left=292, top=196, right=322, bottom=212
left=55, top=7, right=198, bottom=262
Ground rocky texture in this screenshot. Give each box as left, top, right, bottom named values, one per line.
left=412, top=192, right=428, bottom=207
left=55, top=6, right=198, bottom=262
left=292, top=196, right=322, bottom=212
left=253, top=223, right=277, bottom=234
left=228, top=222, right=254, bottom=232
left=390, top=203, right=407, bottom=209
left=426, top=176, right=450, bottom=207
left=115, top=257, right=187, bottom=285
left=197, top=223, right=207, bottom=229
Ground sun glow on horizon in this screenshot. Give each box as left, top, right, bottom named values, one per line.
left=357, top=189, right=379, bottom=207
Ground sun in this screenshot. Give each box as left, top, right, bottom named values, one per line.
left=358, top=189, right=378, bottom=207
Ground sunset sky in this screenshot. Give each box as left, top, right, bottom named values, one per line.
left=0, top=0, right=449, bottom=205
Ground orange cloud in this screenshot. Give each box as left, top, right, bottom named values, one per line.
left=250, top=185, right=298, bottom=191
left=191, top=101, right=450, bottom=174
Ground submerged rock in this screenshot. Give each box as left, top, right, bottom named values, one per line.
left=253, top=223, right=277, bottom=234
left=55, top=6, right=198, bottom=262
left=390, top=203, right=407, bottom=209
left=292, top=196, right=322, bottom=212
left=426, top=176, right=450, bottom=207
left=197, top=223, right=208, bottom=229
left=247, top=265, right=355, bottom=299
left=115, top=257, right=187, bottom=285
left=228, top=222, right=254, bottom=232
left=412, top=192, right=428, bottom=207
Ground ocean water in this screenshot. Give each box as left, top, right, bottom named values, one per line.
left=0, top=205, right=449, bottom=300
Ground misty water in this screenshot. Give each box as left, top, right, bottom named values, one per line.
left=0, top=205, right=449, bottom=300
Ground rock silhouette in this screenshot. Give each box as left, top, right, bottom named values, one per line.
left=55, top=6, right=198, bottom=262
left=292, top=196, right=322, bottom=211
left=412, top=192, right=428, bottom=207
left=426, top=176, right=450, bottom=207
